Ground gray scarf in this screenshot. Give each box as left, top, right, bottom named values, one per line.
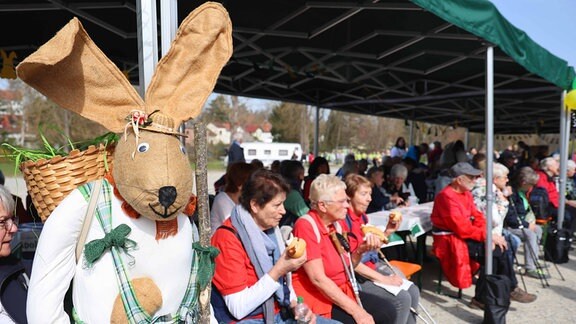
left=230, top=205, right=287, bottom=323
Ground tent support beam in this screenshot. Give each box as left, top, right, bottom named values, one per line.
left=485, top=46, right=494, bottom=275
left=136, top=0, right=158, bottom=95
left=314, top=105, right=320, bottom=156
left=558, top=91, right=569, bottom=229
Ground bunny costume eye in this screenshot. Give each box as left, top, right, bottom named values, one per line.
left=180, top=145, right=186, bottom=155
left=138, top=143, right=150, bottom=153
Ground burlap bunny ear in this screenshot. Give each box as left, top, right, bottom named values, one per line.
left=145, top=2, right=233, bottom=124
left=16, top=18, right=145, bottom=133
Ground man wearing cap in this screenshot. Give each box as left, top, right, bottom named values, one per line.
left=431, top=162, right=536, bottom=309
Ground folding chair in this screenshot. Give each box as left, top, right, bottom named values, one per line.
left=388, top=260, right=421, bottom=280
left=432, top=251, right=463, bottom=299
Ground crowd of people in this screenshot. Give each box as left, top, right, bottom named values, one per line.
left=209, top=135, right=576, bottom=322
left=1, top=135, right=574, bottom=323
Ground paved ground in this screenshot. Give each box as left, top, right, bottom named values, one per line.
left=415, top=235, right=576, bottom=323
left=5, top=172, right=576, bottom=323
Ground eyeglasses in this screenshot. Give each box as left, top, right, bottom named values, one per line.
left=323, top=198, right=350, bottom=205
left=0, top=216, right=18, bottom=231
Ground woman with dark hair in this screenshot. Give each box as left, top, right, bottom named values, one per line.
left=303, top=157, right=330, bottom=204
left=211, top=170, right=337, bottom=323
left=343, top=174, right=420, bottom=324
left=210, top=162, right=255, bottom=234
left=390, top=137, right=407, bottom=159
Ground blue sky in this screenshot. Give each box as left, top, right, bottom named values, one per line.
left=490, top=0, right=576, bottom=67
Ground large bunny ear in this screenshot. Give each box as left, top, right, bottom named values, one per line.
left=16, top=18, right=145, bottom=132
left=145, top=2, right=233, bottom=124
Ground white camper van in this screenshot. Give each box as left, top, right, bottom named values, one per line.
left=241, top=142, right=303, bottom=167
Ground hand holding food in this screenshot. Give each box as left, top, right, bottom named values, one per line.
left=388, top=211, right=402, bottom=225
left=286, top=237, right=307, bottom=258
left=361, top=224, right=389, bottom=244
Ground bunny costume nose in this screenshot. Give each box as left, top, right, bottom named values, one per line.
left=159, top=186, right=177, bottom=210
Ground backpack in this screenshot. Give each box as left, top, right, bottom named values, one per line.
left=529, top=186, right=550, bottom=221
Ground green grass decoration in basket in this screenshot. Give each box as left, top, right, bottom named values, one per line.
left=1, top=130, right=119, bottom=222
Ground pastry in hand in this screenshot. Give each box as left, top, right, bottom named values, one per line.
left=286, top=237, right=307, bottom=258
left=361, top=224, right=389, bottom=244
left=389, top=211, right=402, bottom=225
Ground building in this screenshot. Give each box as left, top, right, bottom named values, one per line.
left=206, top=122, right=231, bottom=145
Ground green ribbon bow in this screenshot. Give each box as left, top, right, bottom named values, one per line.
left=84, top=224, right=137, bottom=266
left=192, top=242, right=220, bottom=291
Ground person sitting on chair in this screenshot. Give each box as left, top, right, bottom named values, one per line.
left=431, top=162, right=536, bottom=310
left=505, top=167, right=549, bottom=279
left=211, top=170, right=337, bottom=323
left=292, top=174, right=398, bottom=323
left=342, top=174, right=420, bottom=324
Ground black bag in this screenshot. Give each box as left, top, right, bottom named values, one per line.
left=475, top=273, right=511, bottom=324
left=529, top=186, right=550, bottom=221
left=544, top=226, right=571, bottom=264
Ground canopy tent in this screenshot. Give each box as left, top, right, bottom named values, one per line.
left=2, top=0, right=575, bottom=282
left=0, top=0, right=571, bottom=134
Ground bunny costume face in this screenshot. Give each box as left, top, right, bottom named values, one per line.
left=17, top=3, right=232, bottom=323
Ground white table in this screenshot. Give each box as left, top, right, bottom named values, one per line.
left=367, top=202, right=434, bottom=238
left=367, top=202, right=434, bottom=288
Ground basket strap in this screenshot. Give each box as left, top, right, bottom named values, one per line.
left=76, top=179, right=103, bottom=262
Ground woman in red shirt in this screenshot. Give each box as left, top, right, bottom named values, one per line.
left=292, top=174, right=397, bottom=323
left=212, top=170, right=338, bottom=323
left=343, top=174, right=420, bottom=324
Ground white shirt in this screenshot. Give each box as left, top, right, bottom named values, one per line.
left=0, top=303, right=16, bottom=323
left=210, top=192, right=236, bottom=234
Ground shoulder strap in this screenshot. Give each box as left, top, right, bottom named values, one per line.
left=300, top=214, right=342, bottom=244
left=300, top=214, right=321, bottom=243
left=76, top=179, right=102, bottom=262
left=345, top=213, right=352, bottom=231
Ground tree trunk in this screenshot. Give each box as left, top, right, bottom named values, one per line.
left=193, top=122, right=213, bottom=323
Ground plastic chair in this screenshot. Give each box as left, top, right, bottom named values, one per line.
left=389, top=260, right=421, bottom=280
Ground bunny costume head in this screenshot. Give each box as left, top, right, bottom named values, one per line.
left=17, top=2, right=232, bottom=222
left=18, top=3, right=232, bottom=323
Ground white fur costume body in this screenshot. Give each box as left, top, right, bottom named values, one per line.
left=27, top=186, right=195, bottom=323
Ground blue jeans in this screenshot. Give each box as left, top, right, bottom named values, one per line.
left=238, top=313, right=341, bottom=323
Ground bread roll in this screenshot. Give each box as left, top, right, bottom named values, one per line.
left=361, top=224, right=389, bottom=244
left=286, top=237, right=306, bottom=258
left=389, top=211, right=402, bottom=225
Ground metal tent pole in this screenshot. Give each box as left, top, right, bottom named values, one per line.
left=314, top=105, right=320, bottom=156
left=136, top=0, right=158, bottom=95
left=558, top=91, right=569, bottom=229
left=485, top=46, right=494, bottom=274
left=409, top=120, right=415, bottom=147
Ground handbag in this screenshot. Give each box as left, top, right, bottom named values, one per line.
left=544, top=226, right=571, bottom=264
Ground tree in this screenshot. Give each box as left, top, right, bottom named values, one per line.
left=269, top=102, right=311, bottom=143
left=200, top=94, right=232, bottom=124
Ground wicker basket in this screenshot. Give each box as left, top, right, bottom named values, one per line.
left=20, top=144, right=114, bottom=222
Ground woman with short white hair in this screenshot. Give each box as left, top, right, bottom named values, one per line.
left=386, top=164, right=416, bottom=207
left=0, top=184, right=28, bottom=323
left=472, top=163, right=510, bottom=238
left=292, top=174, right=398, bottom=323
